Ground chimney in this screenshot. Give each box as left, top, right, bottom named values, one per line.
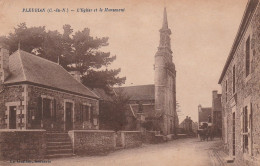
left=212, top=90, right=218, bottom=112
left=70, top=71, right=81, bottom=82
left=212, top=90, right=218, bottom=100
left=0, top=43, right=10, bottom=83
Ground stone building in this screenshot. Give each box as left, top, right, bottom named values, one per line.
left=0, top=46, right=99, bottom=131
left=179, top=116, right=197, bottom=134
left=154, top=7, right=177, bottom=136
left=112, top=8, right=178, bottom=136
left=218, top=0, right=260, bottom=164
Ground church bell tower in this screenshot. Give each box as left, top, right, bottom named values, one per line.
left=154, top=8, right=177, bottom=135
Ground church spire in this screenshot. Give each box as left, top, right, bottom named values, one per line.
left=162, top=7, right=168, bottom=29
left=158, top=7, right=172, bottom=52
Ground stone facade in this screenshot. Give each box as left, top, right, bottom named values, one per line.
left=0, top=84, right=99, bottom=131
left=219, top=0, right=260, bottom=164
left=0, top=130, right=46, bottom=160
left=154, top=8, right=178, bottom=136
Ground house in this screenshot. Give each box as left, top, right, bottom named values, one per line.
left=198, top=105, right=212, bottom=129
left=218, top=0, right=260, bottom=164
left=0, top=45, right=100, bottom=131
left=179, top=116, right=198, bottom=135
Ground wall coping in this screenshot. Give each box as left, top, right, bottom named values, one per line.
left=118, top=131, right=141, bottom=133
left=69, top=130, right=115, bottom=133
left=0, top=129, right=46, bottom=132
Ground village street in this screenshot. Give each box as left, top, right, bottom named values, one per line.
left=1, top=138, right=227, bottom=166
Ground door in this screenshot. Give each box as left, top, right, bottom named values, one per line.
left=42, top=98, right=52, bottom=130
left=65, top=102, right=73, bottom=131
left=232, top=112, right=236, bottom=156
left=9, top=106, right=17, bottom=129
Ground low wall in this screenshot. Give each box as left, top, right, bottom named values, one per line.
left=142, top=131, right=165, bottom=144
left=0, top=130, right=46, bottom=160
left=68, top=130, right=116, bottom=155
left=118, top=131, right=142, bottom=148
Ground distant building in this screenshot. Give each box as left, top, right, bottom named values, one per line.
left=212, top=91, right=222, bottom=137
left=179, top=116, right=197, bottom=134
left=218, top=0, right=260, bottom=164
left=198, top=105, right=212, bottom=129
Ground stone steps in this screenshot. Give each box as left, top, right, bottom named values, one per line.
left=45, top=132, right=74, bottom=159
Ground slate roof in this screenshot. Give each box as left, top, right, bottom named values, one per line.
left=92, top=88, right=113, bottom=101
left=127, top=104, right=156, bottom=118
left=113, top=84, right=155, bottom=101
left=5, top=50, right=99, bottom=99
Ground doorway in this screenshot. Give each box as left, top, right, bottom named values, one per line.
left=42, top=98, right=52, bottom=129
left=9, top=106, right=17, bottom=129
left=65, top=102, right=73, bottom=131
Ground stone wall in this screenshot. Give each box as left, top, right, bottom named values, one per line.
left=117, top=131, right=142, bottom=148
left=0, top=130, right=46, bottom=160
left=220, top=1, right=260, bottom=165
left=27, top=85, right=99, bottom=130
left=0, top=85, right=24, bottom=129
left=142, top=131, right=165, bottom=144
left=68, top=130, right=116, bottom=155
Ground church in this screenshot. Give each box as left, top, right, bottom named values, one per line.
left=113, top=8, right=178, bottom=136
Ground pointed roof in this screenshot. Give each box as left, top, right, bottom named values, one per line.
left=5, top=50, right=99, bottom=99
left=162, top=7, right=168, bottom=29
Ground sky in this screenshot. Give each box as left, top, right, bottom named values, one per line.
left=0, top=0, right=248, bottom=122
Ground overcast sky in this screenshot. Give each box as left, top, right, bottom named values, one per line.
left=0, top=0, right=248, bottom=122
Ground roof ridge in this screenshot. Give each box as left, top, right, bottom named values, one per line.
left=18, top=50, right=27, bottom=81
left=19, top=50, right=60, bottom=66
left=57, top=65, right=99, bottom=99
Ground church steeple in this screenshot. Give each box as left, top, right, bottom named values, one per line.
left=162, top=7, right=168, bottom=29
left=158, top=7, right=172, bottom=53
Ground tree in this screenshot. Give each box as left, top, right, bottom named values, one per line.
left=99, top=90, right=130, bottom=131
left=0, top=23, right=126, bottom=91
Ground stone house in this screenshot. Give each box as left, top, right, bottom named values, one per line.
left=179, top=116, right=197, bottom=134
left=218, top=0, right=260, bottom=164
left=0, top=45, right=99, bottom=131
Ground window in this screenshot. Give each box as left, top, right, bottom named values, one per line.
left=241, top=104, right=252, bottom=154
left=232, top=65, right=236, bottom=94
left=242, top=106, right=249, bottom=153
left=80, top=104, right=90, bottom=122
left=245, top=36, right=251, bottom=77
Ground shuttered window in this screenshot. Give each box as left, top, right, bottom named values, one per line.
left=241, top=104, right=252, bottom=154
